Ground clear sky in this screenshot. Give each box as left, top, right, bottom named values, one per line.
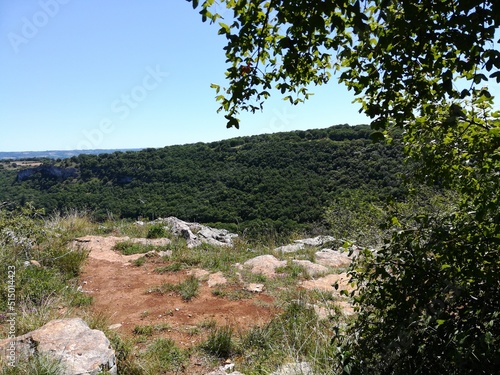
left=0, top=0, right=372, bottom=152
left=1, top=1, right=498, bottom=152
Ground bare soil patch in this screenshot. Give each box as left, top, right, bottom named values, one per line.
left=77, top=236, right=277, bottom=348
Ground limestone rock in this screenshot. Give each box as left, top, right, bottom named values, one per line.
left=291, top=260, right=329, bottom=277
left=243, top=255, right=286, bottom=277
left=159, top=217, right=238, bottom=248
left=275, top=236, right=336, bottom=253
left=244, top=283, right=265, bottom=293
left=295, top=235, right=336, bottom=247
left=314, top=248, right=352, bottom=268
left=274, top=243, right=305, bottom=253
left=271, top=362, right=314, bottom=375
left=0, top=318, right=116, bottom=375
left=207, top=272, right=227, bottom=287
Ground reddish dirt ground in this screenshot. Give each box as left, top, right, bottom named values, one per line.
left=77, top=236, right=277, bottom=348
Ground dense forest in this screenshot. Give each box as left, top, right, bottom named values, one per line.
left=0, top=125, right=406, bottom=234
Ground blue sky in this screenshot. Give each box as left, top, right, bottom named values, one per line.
left=1, top=1, right=498, bottom=152
left=0, top=0, right=371, bottom=152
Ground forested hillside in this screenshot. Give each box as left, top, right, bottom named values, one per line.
left=0, top=125, right=406, bottom=233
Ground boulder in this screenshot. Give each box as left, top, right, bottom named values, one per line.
left=291, top=260, right=329, bottom=277
left=0, top=318, right=116, bottom=375
left=295, top=236, right=336, bottom=247
left=274, top=243, right=305, bottom=253
left=160, top=217, right=238, bottom=248
left=314, top=248, right=352, bottom=268
left=242, top=255, right=286, bottom=277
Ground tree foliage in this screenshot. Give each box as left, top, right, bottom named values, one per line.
left=189, top=0, right=499, bottom=129
left=0, top=125, right=406, bottom=236
left=189, top=0, right=500, bottom=373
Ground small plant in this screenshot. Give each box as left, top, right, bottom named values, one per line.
left=131, top=256, right=146, bottom=267
left=70, top=292, right=93, bottom=307
left=146, top=224, right=168, bottom=239
left=201, top=325, right=236, bottom=358
left=198, top=319, right=217, bottom=330
left=143, top=338, right=188, bottom=373
left=154, top=323, right=170, bottom=332
left=154, top=262, right=183, bottom=273
left=151, top=276, right=200, bottom=301
left=113, top=241, right=154, bottom=255
left=133, top=325, right=154, bottom=336
left=140, top=310, right=150, bottom=319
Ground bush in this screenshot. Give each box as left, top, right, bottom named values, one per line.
left=146, top=224, right=168, bottom=239
left=201, top=326, right=235, bottom=358
left=143, top=338, right=188, bottom=373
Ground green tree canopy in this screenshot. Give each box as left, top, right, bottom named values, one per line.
left=189, top=0, right=500, bottom=373
left=189, top=0, right=499, bottom=130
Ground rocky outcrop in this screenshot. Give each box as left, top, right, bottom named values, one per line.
left=275, top=235, right=336, bottom=253
left=158, top=217, right=238, bottom=248
left=0, top=318, right=116, bottom=375
left=16, top=165, right=77, bottom=182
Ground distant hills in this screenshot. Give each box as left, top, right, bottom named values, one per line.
left=0, top=149, right=142, bottom=160
left=0, top=125, right=408, bottom=235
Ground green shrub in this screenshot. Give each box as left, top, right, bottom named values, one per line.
left=146, top=224, right=168, bottom=239
left=18, top=266, right=65, bottom=305
left=133, top=325, right=153, bottom=336
left=150, top=276, right=200, bottom=302
left=201, top=326, right=235, bottom=358
left=131, top=256, right=146, bottom=267
left=70, top=293, right=93, bottom=307
left=143, top=338, right=188, bottom=373
left=113, top=241, right=154, bottom=255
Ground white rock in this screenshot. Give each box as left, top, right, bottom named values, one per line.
left=0, top=318, right=116, bottom=375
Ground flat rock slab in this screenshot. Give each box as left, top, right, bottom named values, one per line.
left=0, top=318, right=116, bottom=375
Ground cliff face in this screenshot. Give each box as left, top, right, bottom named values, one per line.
left=16, top=165, right=77, bottom=182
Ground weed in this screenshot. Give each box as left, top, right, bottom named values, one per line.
left=197, top=319, right=217, bottom=330
left=0, top=353, right=64, bottom=375
left=154, top=323, right=171, bottom=332
left=113, top=241, right=154, bottom=255
left=201, top=326, right=236, bottom=358
left=142, top=338, right=188, bottom=373
left=151, top=276, right=200, bottom=301
left=70, top=293, right=93, bottom=307
left=146, top=224, right=168, bottom=239
left=211, top=287, right=252, bottom=301
left=140, top=310, right=150, bottom=319
left=131, top=256, right=146, bottom=267
left=154, top=262, right=184, bottom=273
left=133, top=325, right=153, bottom=336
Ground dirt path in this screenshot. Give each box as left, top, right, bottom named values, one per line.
left=77, top=236, right=277, bottom=347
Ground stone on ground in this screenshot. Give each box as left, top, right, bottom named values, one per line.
left=0, top=318, right=116, bottom=375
